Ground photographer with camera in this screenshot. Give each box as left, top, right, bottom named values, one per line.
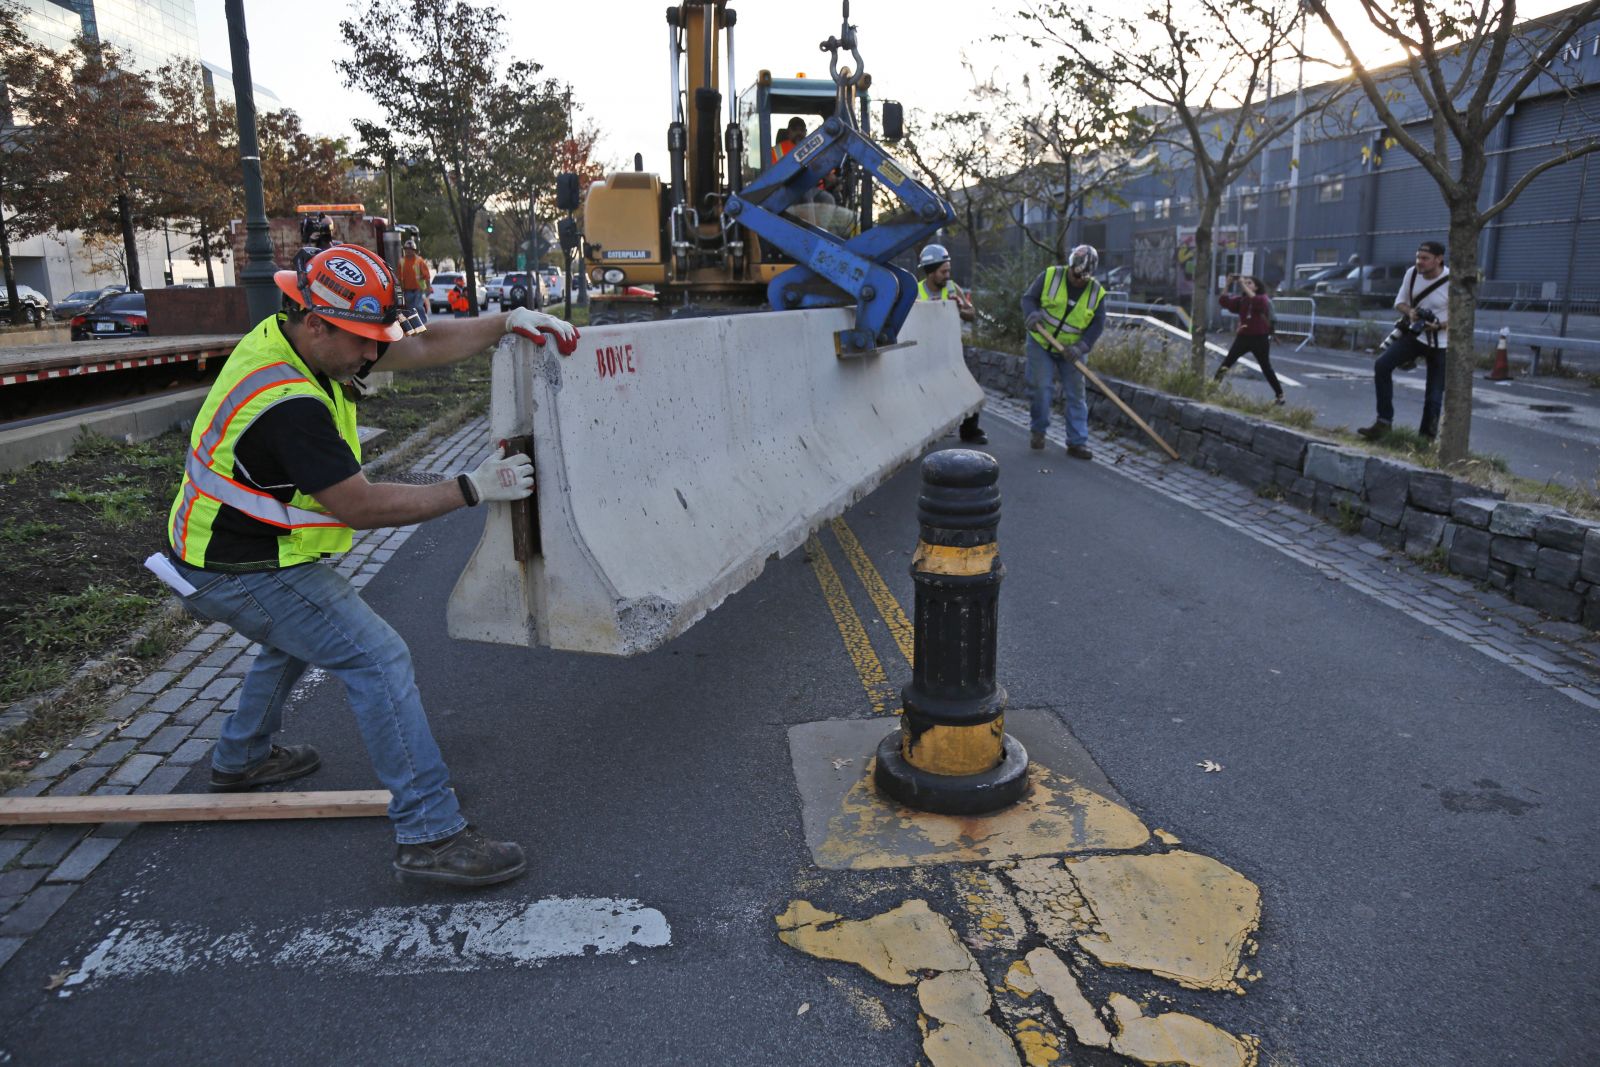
left=1358, top=241, right=1451, bottom=442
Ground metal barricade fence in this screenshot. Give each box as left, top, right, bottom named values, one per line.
left=1270, top=297, right=1316, bottom=351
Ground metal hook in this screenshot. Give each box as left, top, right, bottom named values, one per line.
left=818, top=0, right=864, bottom=91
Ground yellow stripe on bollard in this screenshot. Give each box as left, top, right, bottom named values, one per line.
left=903, top=719, right=1006, bottom=776
left=911, top=542, right=998, bottom=577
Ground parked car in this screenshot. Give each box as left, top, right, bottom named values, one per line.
left=500, top=271, right=547, bottom=309
left=1095, top=265, right=1131, bottom=291
left=484, top=275, right=506, bottom=304
left=428, top=272, right=490, bottom=312
left=70, top=291, right=147, bottom=340
left=1314, top=264, right=1409, bottom=297
left=539, top=266, right=564, bottom=301
left=0, top=283, right=52, bottom=324
left=53, top=285, right=126, bottom=321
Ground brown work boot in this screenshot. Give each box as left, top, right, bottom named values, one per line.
left=395, top=826, right=526, bottom=888
left=210, top=744, right=321, bottom=792
left=1356, top=419, right=1391, bottom=441
left=1066, top=444, right=1093, bottom=461
left=1030, top=431, right=1045, bottom=450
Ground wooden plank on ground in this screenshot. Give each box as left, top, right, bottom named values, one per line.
left=0, top=790, right=391, bottom=826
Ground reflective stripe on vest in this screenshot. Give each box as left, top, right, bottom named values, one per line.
left=1028, top=268, right=1104, bottom=348
left=168, top=316, right=358, bottom=568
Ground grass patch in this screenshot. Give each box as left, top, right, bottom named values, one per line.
left=2, top=586, right=156, bottom=703
left=1335, top=499, right=1365, bottom=535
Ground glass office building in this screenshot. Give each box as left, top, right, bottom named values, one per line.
left=42, top=0, right=201, bottom=69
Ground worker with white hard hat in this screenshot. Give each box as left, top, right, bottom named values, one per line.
left=917, top=244, right=986, bottom=445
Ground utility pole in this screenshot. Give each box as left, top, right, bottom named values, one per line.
left=1282, top=12, right=1306, bottom=283
left=226, top=0, right=279, bottom=323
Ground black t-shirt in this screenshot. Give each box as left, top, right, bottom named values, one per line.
left=202, top=372, right=361, bottom=570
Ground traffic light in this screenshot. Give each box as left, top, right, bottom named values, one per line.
left=485, top=214, right=494, bottom=233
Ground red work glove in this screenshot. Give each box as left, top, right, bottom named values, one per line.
left=505, top=308, right=580, bottom=356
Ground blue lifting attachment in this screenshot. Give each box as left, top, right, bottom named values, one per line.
left=722, top=4, right=954, bottom=357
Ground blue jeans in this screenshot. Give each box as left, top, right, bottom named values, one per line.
left=1374, top=331, right=1446, bottom=431
left=172, top=558, right=465, bottom=845
left=1026, top=338, right=1089, bottom=445
left=403, top=289, right=429, bottom=324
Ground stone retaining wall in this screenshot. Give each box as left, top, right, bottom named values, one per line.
left=966, top=345, right=1600, bottom=628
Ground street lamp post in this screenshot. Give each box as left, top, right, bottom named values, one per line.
left=225, top=0, right=280, bottom=323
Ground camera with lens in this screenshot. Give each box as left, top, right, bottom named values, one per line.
left=1402, top=306, right=1439, bottom=335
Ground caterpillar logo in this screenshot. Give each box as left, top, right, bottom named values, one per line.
left=326, top=257, right=367, bottom=287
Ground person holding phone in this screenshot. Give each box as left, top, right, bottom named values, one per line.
left=1213, top=274, right=1285, bottom=406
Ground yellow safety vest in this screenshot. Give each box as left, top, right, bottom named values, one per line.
left=917, top=279, right=963, bottom=302
left=167, top=315, right=357, bottom=569
left=1027, top=267, right=1104, bottom=349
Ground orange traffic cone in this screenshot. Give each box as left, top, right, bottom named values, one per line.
left=1487, top=331, right=1511, bottom=381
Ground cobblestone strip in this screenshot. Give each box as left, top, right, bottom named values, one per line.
left=983, top=392, right=1600, bottom=707
left=0, top=417, right=493, bottom=972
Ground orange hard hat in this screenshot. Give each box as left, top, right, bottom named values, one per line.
left=274, top=244, right=408, bottom=342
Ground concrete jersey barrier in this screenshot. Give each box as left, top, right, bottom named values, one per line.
left=447, top=300, right=981, bottom=655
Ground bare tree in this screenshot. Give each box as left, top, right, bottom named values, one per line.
left=1016, top=0, right=1344, bottom=373
left=900, top=105, right=1011, bottom=281
left=153, top=60, right=241, bottom=287
left=26, top=37, right=166, bottom=291
left=1307, top=0, right=1600, bottom=464
left=0, top=0, right=62, bottom=322
left=980, top=73, right=1157, bottom=264
left=339, top=0, right=566, bottom=313
left=257, top=109, right=357, bottom=217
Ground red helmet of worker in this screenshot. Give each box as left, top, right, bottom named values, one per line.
left=273, top=244, right=407, bottom=342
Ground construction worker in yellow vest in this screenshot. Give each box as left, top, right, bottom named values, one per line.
left=1021, top=244, right=1107, bottom=460
left=150, top=243, right=579, bottom=888
left=917, top=243, right=985, bottom=445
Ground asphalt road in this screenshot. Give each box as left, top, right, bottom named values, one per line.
left=1, top=416, right=1596, bottom=1064
left=1214, top=335, right=1600, bottom=488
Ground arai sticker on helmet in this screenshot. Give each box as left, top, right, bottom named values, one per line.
left=325, top=257, right=367, bottom=288
left=354, top=296, right=383, bottom=316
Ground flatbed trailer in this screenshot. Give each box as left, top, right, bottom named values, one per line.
left=0, top=335, right=239, bottom=388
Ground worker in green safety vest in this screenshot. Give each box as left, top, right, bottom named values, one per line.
left=150, top=243, right=580, bottom=888
left=916, top=243, right=986, bottom=445
left=1021, top=244, right=1107, bottom=461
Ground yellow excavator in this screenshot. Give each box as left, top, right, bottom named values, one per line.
left=561, top=0, right=925, bottom=338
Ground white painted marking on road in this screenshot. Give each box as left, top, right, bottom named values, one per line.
left=60, top=897, right=671, bottom=992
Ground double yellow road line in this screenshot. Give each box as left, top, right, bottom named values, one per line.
left=806, top=517, right=914, bottom=715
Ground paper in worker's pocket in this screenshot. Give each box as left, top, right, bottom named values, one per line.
left=143, top=551, right=198, bottom=598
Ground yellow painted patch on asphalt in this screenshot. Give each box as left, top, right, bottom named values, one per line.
left=1155, top=828, right=1183, bottom=845
left=825, top=974, right=894, bottom=1031
left=1004, top=857, right=1097, bottom=946
left=918, top=968, right=1022, bottom=1067
left=805, top=534, right=896, bottom=714
left=829, top=518, right=915, bottom=664
left=1008, top=852, right=1261, bottom=993
left=1107, top=993, right=1260, bottom=1067
left=952, top=868, right=1027, bottom=950
left=1003, top=959, right=1036, bottom=998
left=1012, top=1018, right=1063, bottom=1066
left=774, top=899, right=975, bottom=985
left=1024, top=947, right=1112, bottom=1048
left=815, top=759, right=1150, bottom=870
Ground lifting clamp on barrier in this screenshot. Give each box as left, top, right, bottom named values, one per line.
left=725, top=121, right=952, bottom=358
left=723, top=1, right=953, bottom=358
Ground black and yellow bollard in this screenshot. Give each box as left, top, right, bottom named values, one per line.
left=875, top=449, right=1029, bottom=814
